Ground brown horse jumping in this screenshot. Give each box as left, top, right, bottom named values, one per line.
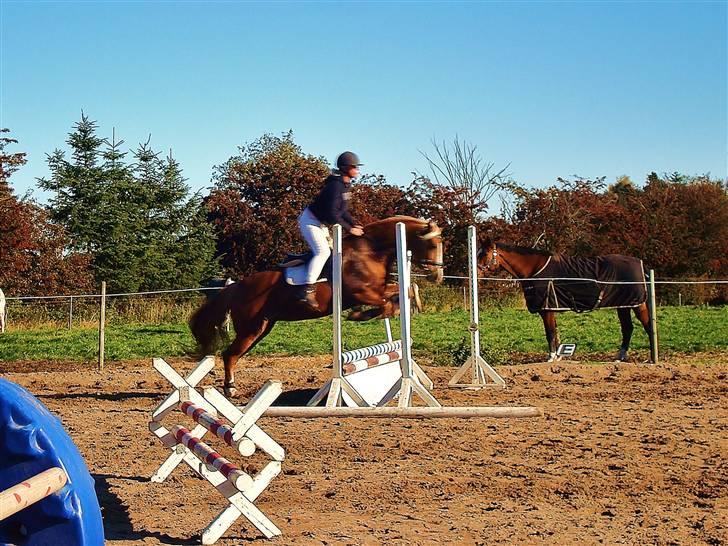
left=478, top=239, right=654, bottom=362
left=190, top=216, right=444, bottom=395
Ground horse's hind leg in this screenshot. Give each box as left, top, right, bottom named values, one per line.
left=633, top=303, right=654, bottom=362
left=617, top=308, right=635, bottom=361
left=539, top=311, right=560, bottom=362
left=222, top=317, right=274, bottom=397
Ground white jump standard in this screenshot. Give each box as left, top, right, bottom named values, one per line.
left=150, top=356, right=285, bottom=544
left=449, top=225, right=507, bottom=389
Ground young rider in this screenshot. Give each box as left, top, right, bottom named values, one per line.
left=297, top=151, right=364, bottom=309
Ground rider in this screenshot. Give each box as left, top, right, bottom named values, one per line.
left=297, top=151, right=365, bottom=309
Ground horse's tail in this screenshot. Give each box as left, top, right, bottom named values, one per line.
left=189, top=283, right=240, bottom=355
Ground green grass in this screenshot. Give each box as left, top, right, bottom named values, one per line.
left=0, top=306, right=725, bottom=365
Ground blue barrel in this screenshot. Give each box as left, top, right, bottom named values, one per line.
left=0, top=378, right=105, bottom=545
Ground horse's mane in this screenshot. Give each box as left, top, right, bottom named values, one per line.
left=363, top=216, right=428, bottom=230
left=359, top=216, right=430, bottom=242
left=497, top=242, right=552, bottom=258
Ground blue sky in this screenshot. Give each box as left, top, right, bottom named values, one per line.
left=2, top=1, right=726, bottom=204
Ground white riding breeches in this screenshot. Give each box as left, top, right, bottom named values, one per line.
left=298, top=207, right=331, bottom=284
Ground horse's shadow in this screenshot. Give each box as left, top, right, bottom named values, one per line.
left=271, top=388, right=320, bottom=407
left=36, top=391, right=160, bottom=403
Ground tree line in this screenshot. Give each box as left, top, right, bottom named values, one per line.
left=1, top=117, right=726, bottom=303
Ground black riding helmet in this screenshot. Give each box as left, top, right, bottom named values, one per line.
left=336, top=151, right=363, bottom=170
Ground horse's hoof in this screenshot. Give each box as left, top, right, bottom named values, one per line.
left=224, top=385, right=237, bottom=398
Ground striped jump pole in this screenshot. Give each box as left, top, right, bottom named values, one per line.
left=179, top=400, right=256, bottom=456
left=342, top=340, right=402, bottom=364
left=170, top=425, right=253, bottom=491
left=343, top=349, right=402, bottom=374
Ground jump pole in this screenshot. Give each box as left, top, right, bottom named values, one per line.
left=449, top=225, right=506, bottom=389
left=263, top=406, right=542, bottom=418
left=0, top=467, right=68, bottom=521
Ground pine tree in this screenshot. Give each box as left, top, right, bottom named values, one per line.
left=40, top=115, right=217, bottom=292
left=0, top=128, right=27, bottom=200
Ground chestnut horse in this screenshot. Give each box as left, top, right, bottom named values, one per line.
left=478, top=239, right=654, bottom=362
left=190, top=216, right=444, bottom=395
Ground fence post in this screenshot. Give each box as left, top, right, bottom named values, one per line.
left=98, top=282, right=106, bottom=371
left=68, top=296, right=73, bottom=330
left=647, top=270, right=659, bottom=364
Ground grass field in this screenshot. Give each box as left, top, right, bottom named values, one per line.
left=0, top=305, right=725, bottom=366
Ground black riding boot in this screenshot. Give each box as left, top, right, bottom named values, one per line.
left=297, top=284, right=319, bottom=310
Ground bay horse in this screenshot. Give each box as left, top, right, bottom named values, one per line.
left=190, top=216, right=444, bottom=395
left=478, top=239, right=654, bottom=362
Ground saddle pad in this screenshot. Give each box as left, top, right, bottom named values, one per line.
left=283, top=255, right=333, bottom=286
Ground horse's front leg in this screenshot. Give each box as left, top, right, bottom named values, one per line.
left=382, top=282, right=422, bottom=312
left=633, top=302, right=655, bottom=363
left=539, top=311, right=560, bottom=362
left=345, top=285, right=398, bottom=321
left=616, top=308, right=634, bottom=361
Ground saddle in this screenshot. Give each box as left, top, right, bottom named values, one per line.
left=278, top=251, right=313, bottom=268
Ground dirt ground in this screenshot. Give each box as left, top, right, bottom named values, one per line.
left=1, top=353, right=726, bottom=546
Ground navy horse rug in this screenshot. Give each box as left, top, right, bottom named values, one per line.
left=522, top=254, right=647, bottom=313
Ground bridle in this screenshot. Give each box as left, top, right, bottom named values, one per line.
left=478, top=245, right=522, bottom=278
left=479, top=246, right=499, bottom=272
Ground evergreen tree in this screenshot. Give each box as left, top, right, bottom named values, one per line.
left=39, top=115, right=217, bottom=292
left=0, top=128, right=27, bottom=199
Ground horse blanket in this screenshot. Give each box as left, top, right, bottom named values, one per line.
left=521, top=254, right=647, bottom=313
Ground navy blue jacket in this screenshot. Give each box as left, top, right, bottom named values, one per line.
left=308, top=173, right=358, bottom=230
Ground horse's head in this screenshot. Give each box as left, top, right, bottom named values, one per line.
left=361, top=216, right=445, bottom=283
left=477, top=238, right=501, bottom=274
left=408, top=219, right=445, bottom=283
